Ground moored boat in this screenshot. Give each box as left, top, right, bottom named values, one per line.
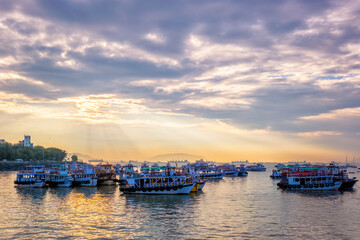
left=95, top=163, right=116, bottom=185
left=198, top=179, right=207, bottom=190
left=246, top=163, right=266, bottom=172
left=277, top=171, right=342, bottom=190
left=46, top=164, right=73, bottom=187
left=219, top=164, right=239, bottom=177
left=270, top=170, right=282, bottom=179
left=119, top=165, right=195, bottom=195
left=199, top=171, right=224, bottom=179
left=14, top=165, right=47, bottom=188
left=71, top=163, right=98, bottom=187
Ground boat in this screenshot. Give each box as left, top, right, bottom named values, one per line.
left=71, top=163, right=98, bottom=187
left=277, top=171, right=342, bottom=190
left=119, top=164, right=196, bottom=195
left=95, top=163, right=116, bottom=185
left=14, top=165, right=47, bottom=188
left=219, top=164, right=238, bottom=176
left=200, top=170, right=224, bottom=179
left=246, top=163, right=266, bottom=172
left=189, top=175, right=207, bottom=192
left=46, top=164, right=73, bottom=187
left=270, top=169, right=282, bottom=179
left=219, top=164, right=247, bottom=177
left=198, top=178, right=207, bottom=190
left=236, top=164, right=248, bottom=176
left=328, top=163, right=358, bottom=191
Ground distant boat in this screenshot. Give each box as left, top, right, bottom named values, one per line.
left=88, top=159, right=104, bottom=163
left=247, top=163, right=266, bottom=172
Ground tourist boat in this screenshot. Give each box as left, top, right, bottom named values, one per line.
left=198, top=178, right=207, bottom=190
left=270, top=169, right=282, bottom=179
left=189, top=175, right=207, bottom=192
left=71, top=163, right=98, bottom=187
left=236, top=164, right=248, bottom=176
left=327, top=163, right=358, bottom=191
left=119, top=164, right=196, bottom=195
left=95, top=163, right=116, bottom=185
left=46, top=164, right=73, bottom=187
left=246, top=163, right=266, bottom=172
left=277, top=171, right=342, bottom=190
left=220, top=164, right=242, bottom=177
left=199, top=170, right=224, bottom=179
left=14, top=165, right=47, bottom=188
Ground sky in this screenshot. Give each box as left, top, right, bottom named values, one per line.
left=0, top=0, right=359, bottom=162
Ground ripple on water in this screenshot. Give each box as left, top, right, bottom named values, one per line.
left=1, top=166, right=360, bottom=239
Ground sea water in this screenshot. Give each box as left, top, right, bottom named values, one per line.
left=1, top=163, right=360, bottom=239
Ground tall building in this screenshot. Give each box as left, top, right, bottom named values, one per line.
left=18, top=135, right=34, bottom=148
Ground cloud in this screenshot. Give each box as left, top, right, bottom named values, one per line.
left=296, top=131, right=343, bottom=137
left=1, top=0, right=360, bottom=160
left=300, top=107, right=360, bottom=120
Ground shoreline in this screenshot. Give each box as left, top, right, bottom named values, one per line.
left=0, top=161, right=60, bottom=172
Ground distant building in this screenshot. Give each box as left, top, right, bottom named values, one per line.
left=0, top=139, right=5, bottom=144
left=18, top=135, right=33, bottom=148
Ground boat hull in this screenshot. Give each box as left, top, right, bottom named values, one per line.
left=73, top=178, right=98, bottom=187
left=15, top=180, right=46, bottom=188
left=339, top=179, right=358, bottom=191
left=200, top=174, right=224, bottom=179
left=198, top=181, right=206, bottom=190
left=121, top=183, right=195, bottom=195
left=237, top=171, right=248, bottom=176
left=47, top=180, right=73, bottom=188
left=97, top=179, right=116, bottom=186
left=278, top=181, right=342, bottom=190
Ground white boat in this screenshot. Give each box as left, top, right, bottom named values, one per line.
left=120, top=165, right=195, bottom=195
left=236, top=164, right=248, bottom=176
left=277, top=171, right=342, bottom=190
left=247, top=163, right=266, bottom=172
left=198, top=179, right=207, bottom=190
left=46, top=164, right=73, bottom=187
left=200, top=171, right=224, bottom=179
left=270, top=169, right=282, bottom=178
left=71, top=163, right=98, bottom=187
left=220, top=164, right=244, bottom=177
left=14, top=165, right=47, bottom=188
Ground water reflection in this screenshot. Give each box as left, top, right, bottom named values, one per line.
left=72, top=186, right=97, bottom=198
left=2, top=168, right=360, bottom=240
left=48, top=187, right=72, bottom=199
left=16, top=187, right=48, bottom=201
left=97, top=185, right=117, bottom=196
left=123, top=194, right=197, bottom=238
left=280, top=189, right=342, bottom=198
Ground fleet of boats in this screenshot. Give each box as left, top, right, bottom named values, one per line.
left=13, top=160, right=359, bottom=194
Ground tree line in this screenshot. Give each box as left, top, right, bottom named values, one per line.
left=0, top=143, right=67, bottom=161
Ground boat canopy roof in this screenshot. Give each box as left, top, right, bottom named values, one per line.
left=141, top=166, right=175, bottom=171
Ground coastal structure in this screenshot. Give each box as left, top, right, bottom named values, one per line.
left=17, top=135, right=33, bottom=148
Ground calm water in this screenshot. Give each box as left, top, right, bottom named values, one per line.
left=1, top=164, right=360, bottom=239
